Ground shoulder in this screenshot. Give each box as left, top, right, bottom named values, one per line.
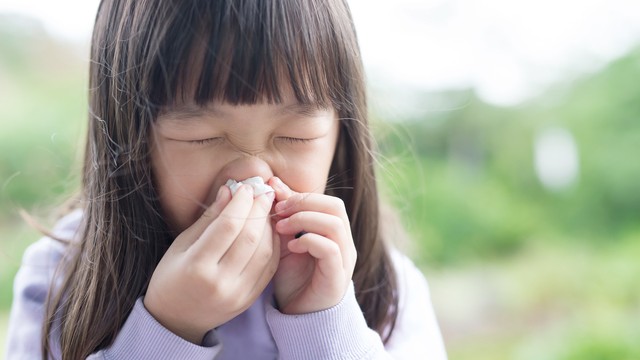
left=21, top=209, right=82, bottom=262
left=6, top=210, right=84, bottom=357
left=389, top=248, right=431, bottom=297
left=15, top=209, right=83, bottom=295
left=385, top=247, right=448, bottom=359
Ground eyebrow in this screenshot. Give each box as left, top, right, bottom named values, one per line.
left=277, top=103, right=329, bottom=117
left=158, top=105, right=221, bottom=122
left=158, top=103, right=329, bottom=123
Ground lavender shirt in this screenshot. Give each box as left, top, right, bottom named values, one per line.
left=6, top=210, right=447, bottom=359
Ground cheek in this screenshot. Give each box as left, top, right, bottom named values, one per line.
left=276, top=138, right=337, bottom=194
left=151, top=145, right=222, bottom=232
left=278, top=163, right=327, bottom=194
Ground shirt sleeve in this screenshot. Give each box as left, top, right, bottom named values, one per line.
left=265, top=251, right=448, bottom=360
left=87, top=298, right=222, bottom=360
left=266, top=283, right=391, bottom=360
left=5, top=214, right=223, bottom=360
left=5, top=236, right=66, bottom=359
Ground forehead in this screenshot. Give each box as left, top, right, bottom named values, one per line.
left=157, top=103, right=336, bottom=125
left=158, top=101, right=332, bottom=122
left=155, top=95, right=338, bottom=135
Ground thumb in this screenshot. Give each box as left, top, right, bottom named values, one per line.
left=172, top=185, right=232, bottom=250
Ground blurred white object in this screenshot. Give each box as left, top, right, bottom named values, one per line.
left=225, top=177, right=274, bottom=196
left=534, top=127, right=579, bottom=191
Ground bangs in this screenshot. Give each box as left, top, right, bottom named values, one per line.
left=144, top=0, right=358, bottom=112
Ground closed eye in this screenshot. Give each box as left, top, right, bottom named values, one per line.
left=277, top=136, right=315, bottom=144
left=186, top=137, right=224, bottom=146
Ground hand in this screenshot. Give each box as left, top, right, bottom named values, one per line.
left=144, top=185, right=278, bottom=344
left=268, top=177, right=357, bottom=315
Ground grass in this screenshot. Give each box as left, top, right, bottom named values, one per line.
left=427, top=238, right=640, bottom=360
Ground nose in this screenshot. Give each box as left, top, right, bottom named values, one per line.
left=219, top=155, right=274, bottom=186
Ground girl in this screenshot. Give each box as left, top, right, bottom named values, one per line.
left=6, top=0, right=447, bottom=359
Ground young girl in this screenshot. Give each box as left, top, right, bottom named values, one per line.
left=7, top=0, right=447, bottom=359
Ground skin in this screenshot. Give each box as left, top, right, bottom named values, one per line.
left=144, top=92, right=358, bottom=344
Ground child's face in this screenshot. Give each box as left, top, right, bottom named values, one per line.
left=150, top=92, right=340, bottom=233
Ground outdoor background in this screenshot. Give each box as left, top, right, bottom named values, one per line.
left=1, top=1, right=640, bottom=359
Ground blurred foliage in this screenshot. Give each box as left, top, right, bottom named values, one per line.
left=1, top=15, right=86, bottom=312
left=0, top=15, right=86, bottom=215
left=429, top=238, right=640, bottom=360
left=370, top=45, right=640, bottom=359
left=1, top=14, right=639, bottom=360
left=375, top=49, right=640, bottom=266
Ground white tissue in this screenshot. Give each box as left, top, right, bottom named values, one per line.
left=225, top=177, right=274, bottom=196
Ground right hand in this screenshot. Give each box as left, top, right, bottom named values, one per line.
left=144, top=184, right=278, bottom=344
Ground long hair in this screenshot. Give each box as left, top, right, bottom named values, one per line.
left=43, top=0, right=398, bottom=358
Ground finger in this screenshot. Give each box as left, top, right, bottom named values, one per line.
left=189, top=185, right=255, bottom=261
left=275, top=211, right=345, bottom=240
left=274, top=193, right=355, bottom=267
left=275, top=211, right=354, bottom=270
left=218, top=191, right=275, bottom=272
left=288, top=233, right=345, bottom=282
left=173, top=185, right=231, bottom=250
left=274, top=193, right=350, bottom=234
left=268, top=176, right=295, bottom=203
left=243, top=226, right=281, bottom=296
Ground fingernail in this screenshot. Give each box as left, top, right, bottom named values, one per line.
left=272, top=177, right=285, bottom=190
left=215, top=186, right=225, bottom=202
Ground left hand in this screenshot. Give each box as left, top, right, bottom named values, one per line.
left=268, top=177, right=357, bottom=315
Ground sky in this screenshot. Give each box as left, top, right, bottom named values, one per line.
left=2, top=0, right=640, bottom=107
